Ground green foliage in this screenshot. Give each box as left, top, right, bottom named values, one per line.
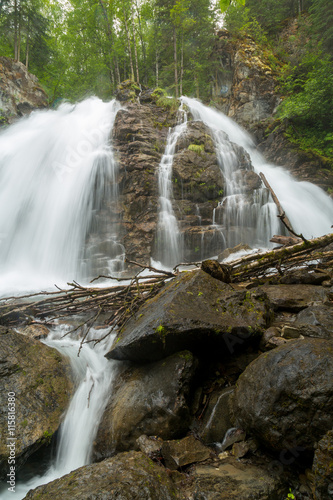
left=309, top=0, right=333, bottom=54
left=285, top=489, right=296, bottom=500
left=278, top=51, right=333, bottom=159
left=188, top=143, right=204, bottom=153
left=219, top=0, right=245, bottom=14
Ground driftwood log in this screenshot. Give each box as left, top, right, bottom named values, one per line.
left=0, top=233, right=332, bottom=348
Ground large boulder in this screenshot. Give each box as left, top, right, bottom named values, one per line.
left=186, top=456, right=286, bottom=500
left=0, top=327, right=72, bottom=478
left=106, top=269, right=272, bottom=362
left=199, top=387, right=234, bottom=444
left=24, top=451, right=179, bottom=499
left=312, top=430, right=333, bottom=500
left=231, top=338, right=333, bottom=452
left=294, top=303, right=333, bottom=339
left=262, top=284, right=329, bottom=312
left=93, top=351, right=197, bottom=458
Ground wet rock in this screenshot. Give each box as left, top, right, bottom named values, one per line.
left=187, top=456, right=286, bottom=500
left=281, top=325, right=302, bottom=339
left=219, top=243, right=252, bottom=261
left=93, top=351, right=197, bottom=458
left=213, top=31, right=279, bottom=129
left=161, top=435, right=212, bottom=470
left=112, top=100, right=175, bottom=267
left=232, top=338, right=333, bottom=452
left=232, top=440, right=251, bottom=459
left=172, top=122, right=223, bottom=205
left=19, top=324, right=50, bottom=340
left=201, top=259, right=231, bottom=283
left=0, top=327, right=72, bottom=479
left=280, top=269, right=331, bottom=286
left=233, top=169, right=262, bottom=192
left=294, top=303, right=333, bottom=339
left=24, top=451, right=178, bottom=499
left=0, top=56, right=48, bottom=124
left=265, top=336, right=288, bottom=350
left=106, top=269, right=272, bottom=362
left=262, top=284, right=328, bottom=312
left=312, top=430, right=333, bottom=500
left=220, top=427, right=246, bottom=452
left=199, top=387, right=234, bottom=444
left=259, top=326, right=281, bottom=350
left=136, top=435, right=163, bottom=460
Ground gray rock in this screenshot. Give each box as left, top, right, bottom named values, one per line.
left=294, top=303, right=333, bottom=339
left=232, top=338, right=333, bottom=452
left=93, top=351, right=197, bottom=458
left=0, top=56, right=48, bottom=123
left=219, top=243, right=252, bottom=261
left=161, top=435, right=211, bottom=470
left=136, top=435, right=163, bottom=460
left=0, top=327, right=72, bottom=479
left=199, top=387, right=234, bottom=444
left=106, top=269, right=272, bottom=362
left=24, top=451, right=178, bottom=499
left=281, top=325, right=302, bottom=339
left=262, top=284, right=328, bottom=312
left=312, top=430, right=333, bottom=500
left=187, top=456, right=286, bottom=500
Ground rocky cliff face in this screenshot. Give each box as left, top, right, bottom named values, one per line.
left=0, top=57, right=48, bottom=124
left=212, top=30, right=279, bottom=130
left=211, top=30, right=333, bottom=191
left=109, top=82, right=262, bottom=267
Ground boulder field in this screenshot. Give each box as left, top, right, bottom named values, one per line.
left=6, top=248, right=331, bottom=500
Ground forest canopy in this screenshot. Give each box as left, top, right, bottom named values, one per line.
left=0, top=0, right=332, bottom=159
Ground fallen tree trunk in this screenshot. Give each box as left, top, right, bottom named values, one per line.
left=270, top=235, right=302, bottom=246
left=0, top=233, right=332, bottom=347
left=229, top=232, right=333, bottom=282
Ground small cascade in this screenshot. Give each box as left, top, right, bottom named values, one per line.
left=181, top=96, right=333, bottom=246
left=0, top=325, right=121, bottom=500
left=0, top=98, right=123, bottom=293
left=155, top=105, right=188, bottom=268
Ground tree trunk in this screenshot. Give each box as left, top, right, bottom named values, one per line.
left=194, top=73, right=199, bottom=98
left=155, top=48, right=159, bottom=87
left=131, top=2, right=140, bottom=84
left=173, top=26, right=178, bottom=98
left=180, top=33, right=184, bottom=96
left=259, top=172, right=294, bottom=236
left=114, top=56, right=120, bottom=84
left=123, top=5, right=134, bottom=81
left=25, top=35, right=29, bottom=69
left=14, top=0, right=18, bottom=60
left=135, top=0, right=147, bottom=84
left=98, top=0, right=116, bottom=89
left=17, top=7, right=21, bottom=63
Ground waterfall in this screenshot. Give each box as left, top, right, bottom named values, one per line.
left=181, top=96, right=333, bottom=244
left=154, top=106, right=187, bottom=268
left=0, top=325, right=120, bottom=500
left=0, top=98, right=124, bottom=294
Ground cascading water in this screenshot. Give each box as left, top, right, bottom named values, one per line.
left=181, top=96, right=333, bottom=245
left=154, top=106, right=187, bottom=268
left=0, top=98, right=124, bottom=294
left=0, top=325, right=120, bottom=500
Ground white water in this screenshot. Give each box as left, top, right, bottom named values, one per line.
left=181, top=97, right=333, bottom=244
left=155, top=106, right=187, bottom=267
left=0, top=98, right=123, bottom=294
left=1, top=325, right=120, bottom=500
